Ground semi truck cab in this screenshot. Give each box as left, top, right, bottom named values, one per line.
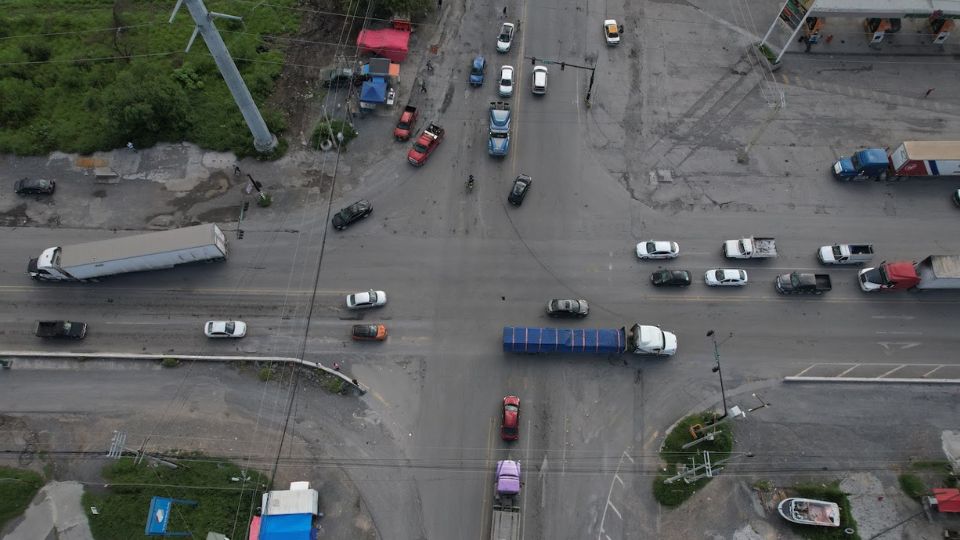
left=28, top=247, right=71, bottom=280
left=833, top=148, right=889, bottom=180
left=858, top=261, right=919, bottom=291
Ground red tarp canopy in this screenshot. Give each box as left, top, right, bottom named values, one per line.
left=934, top=488, right=960, bottom=512
left=357, top=29, right=410, bottom=62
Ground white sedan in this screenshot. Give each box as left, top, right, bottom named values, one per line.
left=346, top=290, right=387, bottom=309
left=604, top=19, right=621, bottom=45
left=704, top=269, right=748, bottom=287
left=636, top=240, right=679, bottom=259
left=204, top=320, right=247, bottom=338
left=498, top=65, right=514, bottom=97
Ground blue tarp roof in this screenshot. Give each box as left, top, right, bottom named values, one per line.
left=259, top=513, right=313, bottom=540
left=360, top=77, right=387, bottom=103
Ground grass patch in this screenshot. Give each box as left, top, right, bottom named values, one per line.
left=0, top=1, right=300, bottom=156
left=909, top=459, right=951, bottom=471
left=652, top=411, right=734, bottom=507
left=310, top=119, right=358, bottom=149
left=258, top=367, right=274, bottom=381
left=0, top=466, right=45, bottom=530
left=898, top=473, right=927, bottom=500
left=787, top=481, right=859, bottom=539
left=161, top=358, right=179, bottom=368
left=83, top=455, right=266, bottom=540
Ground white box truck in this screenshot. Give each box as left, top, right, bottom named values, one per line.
left=28, top=224, right=227, bottom=282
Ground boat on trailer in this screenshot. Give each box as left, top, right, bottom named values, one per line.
left=777, top=497, right=840, bottom=527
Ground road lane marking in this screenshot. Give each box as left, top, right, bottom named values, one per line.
left=480, top=415, right=495, bottom=540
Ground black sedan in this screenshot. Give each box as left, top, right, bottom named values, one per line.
left=546, top=299, right=589, bottom=317
left=651, top=269, right=692, bottom=287
left=15, top=178, right=55, bottom=195
left=332, top=199, right=372, bottom=230
left=508, top=174, right=532, bottom=206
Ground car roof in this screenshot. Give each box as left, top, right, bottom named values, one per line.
left=473, top=56, right=485, bottom=67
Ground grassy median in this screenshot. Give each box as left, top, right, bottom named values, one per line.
left=653, top=411, right=734, bottom=507
left=0, top=466, right=45, bottom=530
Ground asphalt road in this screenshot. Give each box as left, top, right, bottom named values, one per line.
left=3, top=0, right=960, bottom=539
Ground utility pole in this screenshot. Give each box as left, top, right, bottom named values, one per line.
left=706, top=330, right=732, bottom=422
left=170, top=0, right=277, bottom=153
left=664, top=451, right=754, bottom=484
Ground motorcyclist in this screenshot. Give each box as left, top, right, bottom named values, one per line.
left=467, top=174, right=475, bottom=189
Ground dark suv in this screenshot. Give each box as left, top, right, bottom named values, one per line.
left=332, top=199, right=373, bottom=230
left=546, top=299, right=589, bottom=317
left=508, top=174, right=531, bottom=206
left=15, top=178, right=55, bottom=195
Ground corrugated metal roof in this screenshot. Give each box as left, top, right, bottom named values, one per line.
left=59, top=224, right=222, bottom=267
left=901, top=141, right=960, bottom=160
left=261, top=488, right=319, bottom=516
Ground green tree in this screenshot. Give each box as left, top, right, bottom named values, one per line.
left=0, top=78, right=41, bottom=127
left=101, top=66, right=193, bottom=146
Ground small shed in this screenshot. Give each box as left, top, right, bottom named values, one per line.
left=933, top=488, right=960, bottom=512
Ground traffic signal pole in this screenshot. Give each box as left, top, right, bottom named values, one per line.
left=526, top=56, right=596, bottom=107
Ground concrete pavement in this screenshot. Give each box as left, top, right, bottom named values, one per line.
left=4, top=481, right=92, bottom=540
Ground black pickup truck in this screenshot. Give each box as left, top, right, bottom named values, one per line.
left=35, top=320, right=87, bottom=339
left=775, top=272, right=832, bottom=295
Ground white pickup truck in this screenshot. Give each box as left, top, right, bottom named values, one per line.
left=723, top=237, right=777, bottom=259
left=817, top=244, right=873, bottom=265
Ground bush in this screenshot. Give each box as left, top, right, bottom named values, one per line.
left=652, top=411, right=734, bottom=507
left=258, top=367, right=274, bottom=381
left=898, top=473, right=926, bottom=500
left=310, top=119, right=357, bottom=149
left=161, top=358, right=179, bottom=368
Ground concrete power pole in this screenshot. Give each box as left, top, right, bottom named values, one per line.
left=170, top=0, right=278, bottom=153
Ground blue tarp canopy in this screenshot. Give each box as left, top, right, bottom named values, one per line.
left=360, top=77, right=387, bottom=103
left=259, top=513, right=314, bottom=540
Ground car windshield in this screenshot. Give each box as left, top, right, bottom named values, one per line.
left=505, top=404, right=519, bottom=413
left=397, top=120, right=410, bottom=129
left=738, top=271, right=747, bottom=280
left=499, top=31, right=510, bottom=41
left=501, top=77, right=511, bottom=86
left=368, top=292, right=378, bottom=302
left=645, top=242, right=657, bottom=253
left=471, top=65, right=483, bottom=75
left=413, top=142, right=428, bottom=153
left=513, top=182, right=525, bottom=194
left=223, top=322, right=235, bottom=333
left=491, top=132, right=508, bottom=139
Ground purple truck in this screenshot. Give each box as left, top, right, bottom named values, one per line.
left=492, top=460, right=521, bottom=540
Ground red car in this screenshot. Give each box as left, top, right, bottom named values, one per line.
left=501, top=395, right=520, bottom=441
left=407, top=123, right=445, bottom=166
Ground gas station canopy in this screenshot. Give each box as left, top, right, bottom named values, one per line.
left=811, top=0, right=960, bottom=17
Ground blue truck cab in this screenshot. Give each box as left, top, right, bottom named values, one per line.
left=469, top=56, right=486, bottom=86
left=488, top=101, right=511, bottom=156
left=833, top=148, right=889, bottom=180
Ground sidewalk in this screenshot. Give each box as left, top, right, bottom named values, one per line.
left=4, top=481, right=93, bottom=540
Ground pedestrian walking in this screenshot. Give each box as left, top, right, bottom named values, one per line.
left=924, top=88, right=934, bottom=98
left=234, top=165, right=241, bottom=178
left=420, top=80, right=428, bottom=94
left=502, top=6, right=507, bottom=17
left=333, top=362, right=341, bottom=371
left=126, top=141, right=136, bottom=152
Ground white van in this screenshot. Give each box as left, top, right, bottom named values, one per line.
left=531, top=66, right=547, bottom=95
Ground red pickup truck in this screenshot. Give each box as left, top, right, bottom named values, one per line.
left=394, top=106, right=418, bottom=141
left=407, top=123, right=445, bottom=166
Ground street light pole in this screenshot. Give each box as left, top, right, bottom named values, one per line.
left=707, top=330, right=730, bottom=422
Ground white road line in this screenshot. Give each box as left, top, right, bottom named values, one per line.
left=874, top=331, right=923, bottom=336
left=607, top=501, right=622, bottom=519
left=872, top=315, right=916, bottom=320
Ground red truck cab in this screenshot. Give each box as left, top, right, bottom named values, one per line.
left=407, top=123, right=444, bottom=166
left=858, top=261, right=920, bottom=291
left=394, top=106, right=418, bottom=141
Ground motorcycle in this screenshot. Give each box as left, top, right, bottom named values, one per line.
left=466, top=175, right=475, bottom=191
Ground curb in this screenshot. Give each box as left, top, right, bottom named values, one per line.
left=0, top=351, right=367, bottom=394
left=784, top=376, right=960, bottom=384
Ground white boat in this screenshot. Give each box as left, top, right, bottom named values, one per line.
left=777, top=497, right=840, bottom=527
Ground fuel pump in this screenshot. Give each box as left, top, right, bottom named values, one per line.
left=930, top=17, right=955, bottom=45
left=803, top=17, right=824, bottom=45
left=864, top=18, right=891, bottom=45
